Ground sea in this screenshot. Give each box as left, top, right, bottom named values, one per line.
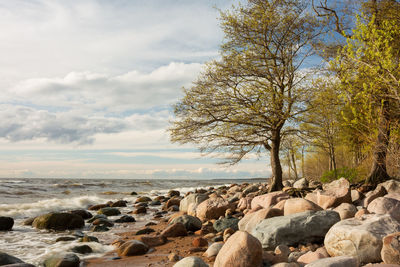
left=0, top=177, right=265, bottom=266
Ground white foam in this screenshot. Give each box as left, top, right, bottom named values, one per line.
left=0, top=195, right=115, bottom=218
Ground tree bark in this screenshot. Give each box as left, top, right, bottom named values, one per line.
left=291, top=151, right=298, bottom=180
left=269, top=131, right=283, bottom=192
left=365, top=100, right=391, bottom=185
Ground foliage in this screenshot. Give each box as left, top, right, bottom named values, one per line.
left=321, top=167, right=359, bottom=183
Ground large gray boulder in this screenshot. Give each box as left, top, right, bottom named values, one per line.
left=324, top=214, right=400, bottom=264
left=252, top=210, right=340, bottom=250
left=33, top=213, right=84, bottom=231
left=304, top=256, right=359, bottom=267
left=179, top=193, right=208, bottom=215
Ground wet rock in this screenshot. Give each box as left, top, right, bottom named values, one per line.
left=33, top=213, right=84, bottom=231
left=68, top=210, right=92, bottom=220
left=135, top=227, right=155, bottom=235
left=381, top=232, right=400, bottom=264
left=130, top=191, right=137, bottom=195
left=168, top=205, right=179, bottom=212
left=173, top=256, right=208, bottom=267
left=43, top=253, right=80, bottom=267
left=92, top=218, right=114, bottom=227
left=0, top=252, right=24, bottom=265
left=90, top=225, right=109, bottom=232
left=170, top=215, right=202, bottom=232
left=243, top=184, right=259, bottom=195
left=303, top=256, right=358, bottom=267
left=195, top=198, right=230, bottom=221
left=110, top=200, right=127, bottom=207
left=251, top=191, right=290, bottom=210
left=203, top=242, right=224, bottom=257
left=135, top=196, right=152, bottom=203
left=252, top=210, right=340, bottom=250
left=283, top=198, right=322, bottom=216
left=149, top=200, right=161, bottom=206
left=79, top=235, right=99, bottom=242
left=161, top=222, right=187, bottom=237
left=164, top=197, right=181, bottom=209
left=70, top=245, right=92, bottom=254
left=55, top=236, right=76, bottom=242
left=214, top=231, right=263, bottom=267
left=23, top=217, right=35, bottom=226
left=133, top=206, right=147, bottom=214
left=87, top=214, right=107, bottom=223
left=238, top=208, right=282, bottom=233
left=139, top=235, right=167, bottom=247
left=168, top=190, right=180, bottom=197
left=117, top=240, right=149, bottom=256
left=97, top=207, right=121, bottom=216
left=325, top=214, right=400, bottom=263
left=192, top=237, right=208, bottom=247
left=88, top=204, right=108, bottom=211
left=0, top=216, right=14, bottom=231
left=213, top=217, right=239, bottom=232
left=114, top=215, right=136, bottom=223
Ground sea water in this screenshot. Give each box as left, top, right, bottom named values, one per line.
left=0, top=178, right=264, bottom=265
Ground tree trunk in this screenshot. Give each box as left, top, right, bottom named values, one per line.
left=301, top=146, right=305, bottom=178
left=291, top=151, right=298, bottom=180
left=287, top=152, right=291, bottom=179
left=365, top=100, right=391, bottom=185
left=269, top=131, right=283, bottom=192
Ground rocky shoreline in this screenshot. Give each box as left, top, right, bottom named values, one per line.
left=2, top=178, right=400, bottom=267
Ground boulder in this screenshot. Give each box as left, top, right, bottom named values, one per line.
left=80, top=235, right=99, bottom=242
left=0, top=216, right=14, bottom=231
left=173, top=256, right=208, bottom=267
left=133, top=206, right=147, bottom=214
left=43, top=253, right=80, bottom=267
left=324, top=214, right=400, bottom=263
left=238, top=197, right=253, bottom=211
left=214, top=231, right=263, bottom=267
left=115, top=215, right=136, bottom=223
left=168, top=190, right=180, bottom=197
left=251, top=191, right=289, bottom=210
left=203, top=242, right=224, bottom=257
left=293, top=178, right=308, bottom=189
left=283, top=198, right=322, bottom=216
left=70, top=245, right=92, bottom=254
left=381, top=232, right=400, bottom=264
left=139, top=235, right=167, bottom=247
left=368, top=197, right=400, bottom=221
left=213, top=217, right=239, bottom=232
left=333, top=203, right=358, bottom=220
left=297, top=250, right=328, bottom=265
left=87, top=214, right=107, bottom=223
left=117, top=240, right=149, bottom=256
left=0, top=253, right=24, bottom=266
left=68, top=210, right=92, bottom=219
left=304, top=256, right=359, bottom=267
left=33, top=213, right=84, bottom=231
left=1, top=264, right=36, bottom=267
left=380, top=180, right=400, bottom=195
left=110, top=200, right=127, bottom=207
left=135, top=227, right=155, bottom=235
left=361, top=185, right=387, bottom=207
left=239, top=208, right=282, bottom=233
left=252, top=210, right=340, bottom=250
left=351, top=190, right=363, bottom=203
left=165, top=197, right=181, bottom=209
left=170, top=215, right=202, bottom=232
left=161, top=222, right=188, bottom=237
left=271, top=264, right=300, bottom=267
left=92, top=218, right=114, bottom=227
left=88, top=204, right=108, bottom=211
left=179, top=193, right=208, bottom=213
left=97, top=207, right=121, bottom=216
left=243, top=184, right=259, bottom=195
left=195, top=198, right=230, bottom=221
left=317, top=178, right=351, bottom=209
left=192, top=237, right=208, bottom=247
left=135, top=196, right=152, bottom=203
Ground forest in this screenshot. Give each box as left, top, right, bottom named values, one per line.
left=170, top=0, right=400, bottom=191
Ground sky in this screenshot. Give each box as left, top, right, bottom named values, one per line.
left=0, top=0, right=272, bottom=179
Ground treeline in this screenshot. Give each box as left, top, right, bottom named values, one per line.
left=170, top=0, right=400, bottom=191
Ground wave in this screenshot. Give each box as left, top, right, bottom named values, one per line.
left=0, top=195, right=115, bottom=219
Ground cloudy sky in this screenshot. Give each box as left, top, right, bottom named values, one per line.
left=0, top=0, right=271, bottom=179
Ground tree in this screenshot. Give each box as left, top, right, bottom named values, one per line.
left=301, top=79, right=342, bottom=177
left=170, top=0, right=320, bottom=191
left=332, top=2, right=400, bottom=185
